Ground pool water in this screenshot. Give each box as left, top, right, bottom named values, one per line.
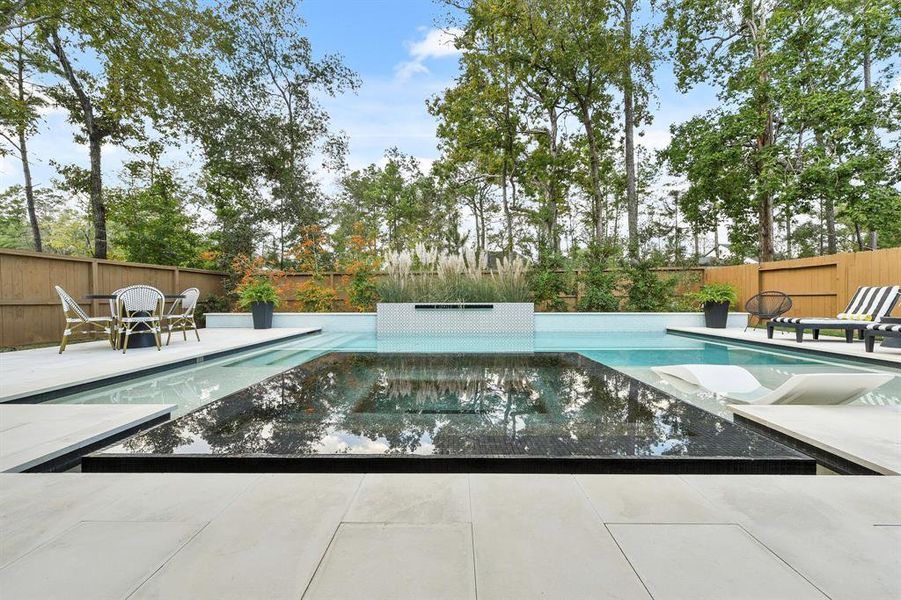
left=49, top=331, right=901, bottom=421
left=91, top=351, right=810, bottom=473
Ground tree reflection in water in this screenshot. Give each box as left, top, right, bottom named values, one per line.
left=113, top=352, right=794, bottom=459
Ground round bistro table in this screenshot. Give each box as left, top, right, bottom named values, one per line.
left=85, top=294, right=185, bottom=349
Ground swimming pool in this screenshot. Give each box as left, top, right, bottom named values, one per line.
left=84, top=350, right=812, bottom=473
left=50, top=330, right=901, bottom=420
left=54, top=329, right=899, bottom=474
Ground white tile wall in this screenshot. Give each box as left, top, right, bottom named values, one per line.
left=376, top=303, right=535, bottom=335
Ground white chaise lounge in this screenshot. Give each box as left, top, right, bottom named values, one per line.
left=651, top=364, right=894, bottom=405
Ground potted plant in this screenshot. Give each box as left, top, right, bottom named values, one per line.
left=238, top=279, right=280, bottom=329
left=688, top=283, right=738, bottom=328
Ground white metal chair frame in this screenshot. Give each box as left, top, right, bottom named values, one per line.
left=163, top=287, right=201, bottom=345
left=54, top=285, right=115, bottom=353
left=116, top=285, right=164, bottom=353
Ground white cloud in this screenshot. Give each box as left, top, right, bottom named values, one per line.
left=394, top=27, right=462, bottom=82
left=394, top=60, right=429, bottom=82
left=408, top=27, right=463, bottom=61
left=638, top=127, right=672, bottom=151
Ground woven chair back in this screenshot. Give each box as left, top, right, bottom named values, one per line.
left=745, top=291, right=792, bottom=319
left=178, top=288, right=200, bottom=316
left=118, top=285, right=164, bottom=313
left=55, top=285, right=89, bottom=321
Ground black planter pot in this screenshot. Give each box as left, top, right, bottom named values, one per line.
left=703, top=301, right=730, bottom=328
left=251, top=302, right=274, bottom=329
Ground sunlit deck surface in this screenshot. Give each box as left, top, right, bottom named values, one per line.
left=0, top=404, right=174, bottom=473
left=0, top=327, right=320, bottom=402
left=731, top=404, right=901, bottom=475
left=1, top=472, right=898, bottom=599
left=668, top=326, right=901, bottom=366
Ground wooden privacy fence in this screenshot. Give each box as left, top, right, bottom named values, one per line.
left=0, top=249, right=225, bottom=348
left=704, top=247, right=901, bottom=322
left=4, top=246, right=898, bottom=347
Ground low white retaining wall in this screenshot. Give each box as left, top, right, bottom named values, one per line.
left=206, top=311, right=748, bottom=333
left=535, top=312, right=749, bottom=332
left=205, top=312, right=375, bottom=332
left=377, top=303, right=534, bottom=335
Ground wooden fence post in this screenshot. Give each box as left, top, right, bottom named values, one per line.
left=90, top=259, right=99, bottom=318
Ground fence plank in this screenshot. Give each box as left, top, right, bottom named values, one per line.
left=0, top=249, right=227, bottom=347
left=704, top=247, right=901, bottom=323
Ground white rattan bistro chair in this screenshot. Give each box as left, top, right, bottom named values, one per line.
left=54, top=285, right=115, bottom=353
left=116, top=285, right=164, bottom=353
left=108, top=287, right=125, bottom=349
left=163, top=287, right=201, bottom=345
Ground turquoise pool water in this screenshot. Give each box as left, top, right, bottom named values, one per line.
left=48, top=331, right=900, bottom=419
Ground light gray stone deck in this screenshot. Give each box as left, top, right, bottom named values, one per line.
left=0, top=404, right=174, bottom=473
left=668, top=326, right=901, bottom=364
left=1, top=473, right=898, bottom=599
left=731, top=404, right=901, bottom=475
left=0, top=327, right=319, bottom=402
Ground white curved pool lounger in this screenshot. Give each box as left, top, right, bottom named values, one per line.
left=651, top=364, right=895, bottom=406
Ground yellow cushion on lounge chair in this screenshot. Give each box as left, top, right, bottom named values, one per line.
left=837, top=313, right=872, bottom=321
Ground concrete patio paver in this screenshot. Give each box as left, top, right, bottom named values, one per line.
left=0, top=473, right=120, bottom=567
left=0, top=521, right=201, bottom=600
left=303, top=523, right=476, bottom=600
left=608, top=523, right=828, bottom=600
left=730, top=404, right=901, bottom=475
left=1, top=473, right=899, bottom=599
left=683, top=474, right=901, bottom=599
left=0, top=404, right=175, bottom=472
left=469, top=474, right=651, bottom=599
left=344, top=473, right=471, bottom=524
left=577, top=474, right=731, bottom=523
left=77, top=473, right=260, bottom=523
left=130, top=474, right=361, bottom=600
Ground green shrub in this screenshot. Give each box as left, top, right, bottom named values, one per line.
left=296, top=278, right=338, bottom=312
left=237, top=279, right=280, bottom=308
left=625, top=261, right=677, bottom=311
left=685, top=283, right=738, bottom=308
left=577, top=265, right=620, bottom=312
left=194, top=293, right=231, bottom=327
left=530, top=252, right=568, bottom=311
left=345, top=268, right=379, bottom=311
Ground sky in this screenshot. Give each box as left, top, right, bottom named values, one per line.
left=0, top=0, right=721, bottom=199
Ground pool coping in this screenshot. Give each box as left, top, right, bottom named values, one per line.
left=3, top=329, right=322, bottom=405
left=81, top=453, right=815, bottom=475
left=667, top=328, right=901, bottom=369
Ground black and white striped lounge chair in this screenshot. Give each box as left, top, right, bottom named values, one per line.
left=767, top=285, right=900, bottom=343
left=864, top=322, right=901, bottom=353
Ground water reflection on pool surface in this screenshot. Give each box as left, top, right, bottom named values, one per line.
left=94, top=352, right=809, bottom=473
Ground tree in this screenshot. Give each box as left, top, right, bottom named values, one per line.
left=665, top=0, right=785, bottom=261
left=190, top=0, right=358, bottom=267
left=106, top=146, right=204, bottom=266
left=18, top=0, right=225, bottom=258
left=430, top=6, right=526, bottom=255
left=334, top=150, right=459, bottom=253
left=0, top=23, right=44, bottom=250
left=514, top=0, right=619, bottom=245
left=0, top=186, right=31, bottom=248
